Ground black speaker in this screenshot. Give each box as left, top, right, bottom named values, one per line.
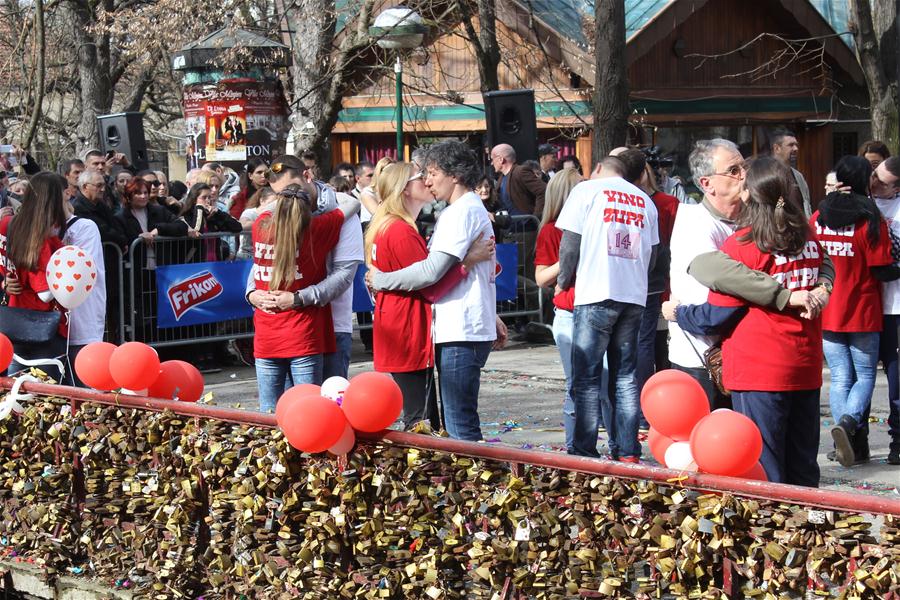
left=483, top=90, right=537, bottom=162
left=97, top=112, right=149, bottom=170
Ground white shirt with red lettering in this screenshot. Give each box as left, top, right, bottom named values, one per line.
left=875, top=195, right=900, bottom=315
left=556, top=176, right=658, bottom=307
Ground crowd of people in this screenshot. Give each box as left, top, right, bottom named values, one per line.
left=0, top=132, right=898, bottom=485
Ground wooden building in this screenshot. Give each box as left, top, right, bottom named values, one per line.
left=331, top=0, right=866, bottom=195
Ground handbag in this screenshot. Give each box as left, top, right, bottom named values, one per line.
left=681, top=329, right=731, bottom=397
left=0, top=304, right=61, bottom=345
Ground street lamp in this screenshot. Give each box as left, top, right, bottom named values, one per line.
left=369, top=7, right=427, bottom=160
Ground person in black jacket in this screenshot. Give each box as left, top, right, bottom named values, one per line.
left=180, top=183, right=242, bottom=262
left=116, top=178, right=188, bottom=341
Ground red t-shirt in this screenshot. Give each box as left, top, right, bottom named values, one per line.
left=811, top=212, right=892, bottom=332
left=0, top=216, right=67, bottom=337
left=708, top=227, right=823, bottom=392
left=534, top=221, right=575, bottom=311
left=651, top=191, right=679, bottom=246
left=371, top=219, right=433, bottom=372
left=252, top=210, right=343, bottom=358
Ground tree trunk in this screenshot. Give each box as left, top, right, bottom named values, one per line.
left=460, top=0, right=500, bottom=92
left=591, top=0, right=628, bottom=165
left=22, top=0, right=45, bottom=149
left=68, top=0, right=114, bottom=156
left=850, top=0, right=899, bottom=154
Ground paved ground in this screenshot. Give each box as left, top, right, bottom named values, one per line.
left=196, top=335, right=900, bottom=499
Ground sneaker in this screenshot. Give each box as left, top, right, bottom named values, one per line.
left=830, top=415, right=857, bottom=468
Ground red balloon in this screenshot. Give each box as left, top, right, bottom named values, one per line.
left=148, top=360, right=204, bottom=402
left=109, top=342, right=160, bottom=391
left=737, top=461, right=768, bottom=481
left=647, top=427, right=675, bottom=464
left=280, top=395, right=346, bottom=453
left=341, top=372, right=403, bottom=432
left=275, top=384, right=321, bottom=427
left=690, top=410, right=762, bottom=476
left=0, top=333, right=13, bottom=372
left=640, top=369, right=709, bottom=440
left=74, top=342, right=118, bottom=390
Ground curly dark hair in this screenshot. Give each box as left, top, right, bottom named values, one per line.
left=424, top=141, right=481, bottom=189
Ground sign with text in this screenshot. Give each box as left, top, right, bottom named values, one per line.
left=156, top=260, right=254, bottom=328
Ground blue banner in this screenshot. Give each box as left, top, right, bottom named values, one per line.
left=495, top=243, right=518, bottom=302
left=352, top=263, right=375, bottom=313
left=156, top=260, right=254, bottom=328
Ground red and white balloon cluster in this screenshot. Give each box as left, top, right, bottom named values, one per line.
left=74, top=341, right=204, bottom=402
left=641, top=370, right=766, bottom=481
left=276, top=372, right=402, bottom=457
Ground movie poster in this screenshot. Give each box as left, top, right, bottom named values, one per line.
left=182, top=80, right=290, bottom=170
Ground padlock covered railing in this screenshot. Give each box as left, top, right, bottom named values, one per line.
left=0, top=378, right=897, bottom=600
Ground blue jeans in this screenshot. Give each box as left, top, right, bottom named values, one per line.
left=436, top=341, right=492, bottom=441
left=552, top=308, right=576, bottom=452
left=823, top=331, right=880, bottom=430
left=732, top=389, right=820, bottom=487
left=256, top=354, right=324, bottom=413
left=878, top=315, right=900, bottom=439
left=571, top=300, right=642, bottom=459
left=636, top=294, right=662, bottom=428
left=323, top=332, right=352, bottom=380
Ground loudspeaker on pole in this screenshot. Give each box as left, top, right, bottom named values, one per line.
left=483, top=90, right=538, bottom=162
left=97, top=112, right=149, bottom=171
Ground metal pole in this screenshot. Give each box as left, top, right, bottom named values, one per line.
left=395, top=56, right=403, bottom=160
left=4, top=377, right=899, bottom=516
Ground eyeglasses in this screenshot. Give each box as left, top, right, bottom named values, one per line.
left=711, top=164, right=745, bottom=179
left=407, top=171, right=424, bottom=184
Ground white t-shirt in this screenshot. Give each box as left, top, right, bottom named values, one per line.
left=667, top=201, right=735, bottom=368
left=330, top=208, right=364, bottom=334
left=357, top=185, right=373, bottom=223
left=429, top=191, right=497, bottom=343
left=63, top=217, right=107, bottom=346
left=555, top=176, right=659, bottom=307
left=875, top=195, right=900, bottom=315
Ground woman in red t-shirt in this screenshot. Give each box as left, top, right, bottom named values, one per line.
left=0, top=172, right=69, bottom=381
left=249, top=184, right=355, bottom=413
left=365, top=163, right=489, bottom=429
left=813, top=155, right=895, bottom=467
left=664, top=157, right=824, bottom=486
left=534, top=167, right=583, bottom=452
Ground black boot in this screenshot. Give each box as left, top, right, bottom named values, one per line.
left=889, top=439, right=900, bottom=466
left=830, top=415, right=858, bottom=468
left=852, top=425, right=870, bottom=464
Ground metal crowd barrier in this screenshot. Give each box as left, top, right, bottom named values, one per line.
left=124, top=232, right=254, bottom=348
left=103, top=223, right=545, bottom=348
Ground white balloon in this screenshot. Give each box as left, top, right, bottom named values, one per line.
left=328, top=422, right=356, bottom=456
left=121, top=388, right=148, bottom=396
left=321, top=376, right=350, bottom=401
left=45, top=245, right=98, bottom=309
left=665, top=441, right=698, bottom=471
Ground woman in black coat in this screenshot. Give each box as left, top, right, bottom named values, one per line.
left=180, top=183, right=242, bottom=262
left=115, top=178, right=188, bottom=341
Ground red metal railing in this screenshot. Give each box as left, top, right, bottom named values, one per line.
left=4, top=377, right=899, bottom=517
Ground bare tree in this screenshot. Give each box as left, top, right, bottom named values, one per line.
left=850, top=0, right=899, bottom=153
left=457, top=0, right=501, bottom=92
left=591, top=0, right=627, bottom=163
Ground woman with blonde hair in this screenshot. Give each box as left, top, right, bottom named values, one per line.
left=365, top=162, right=489, bottom=429
left=534, top=167, right=583, bottom=451
left=251, top=183, right=357, bottom=412
left=360, top=156, right=395, bottom=218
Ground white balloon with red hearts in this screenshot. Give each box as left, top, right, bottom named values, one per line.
left=45, top=245, right=98, bottom=309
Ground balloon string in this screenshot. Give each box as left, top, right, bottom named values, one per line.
left=0, top=372, right=40, bottom=419
left=666, top=474, right=689, bottom=486
left=12, top=353, right=66, bottom=383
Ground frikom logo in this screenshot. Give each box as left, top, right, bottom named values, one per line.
left=167, top=271, right=223, bottom=321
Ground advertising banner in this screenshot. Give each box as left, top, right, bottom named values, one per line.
left=156, top=260, right=254, bottom=328
left=183, top=80, right=290, bottom=170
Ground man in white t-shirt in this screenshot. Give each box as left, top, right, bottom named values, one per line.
left=872, top=156, right=900, bottom=465
left=370, top=141, right=507, bottom=440
left=62, top=202, right=106, bottom=386
left=556, top=151, right=659, bottom=460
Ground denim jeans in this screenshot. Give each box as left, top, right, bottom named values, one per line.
left=552, top=308, right=576, bottom=452
left=732, top=389, right=820, bottom=487
left=636, top=294, right=662, bottom=429
left=570, top=300, right=643, bottom=459
left=256, top=354, right=324, bottom=413
left=323, top=332, right=352, bottom=380
left=823, top=330, right=880, bottom=430
left=436, top=341, right=492, bottom=441
left=878, top=314, right=900, bottom=439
